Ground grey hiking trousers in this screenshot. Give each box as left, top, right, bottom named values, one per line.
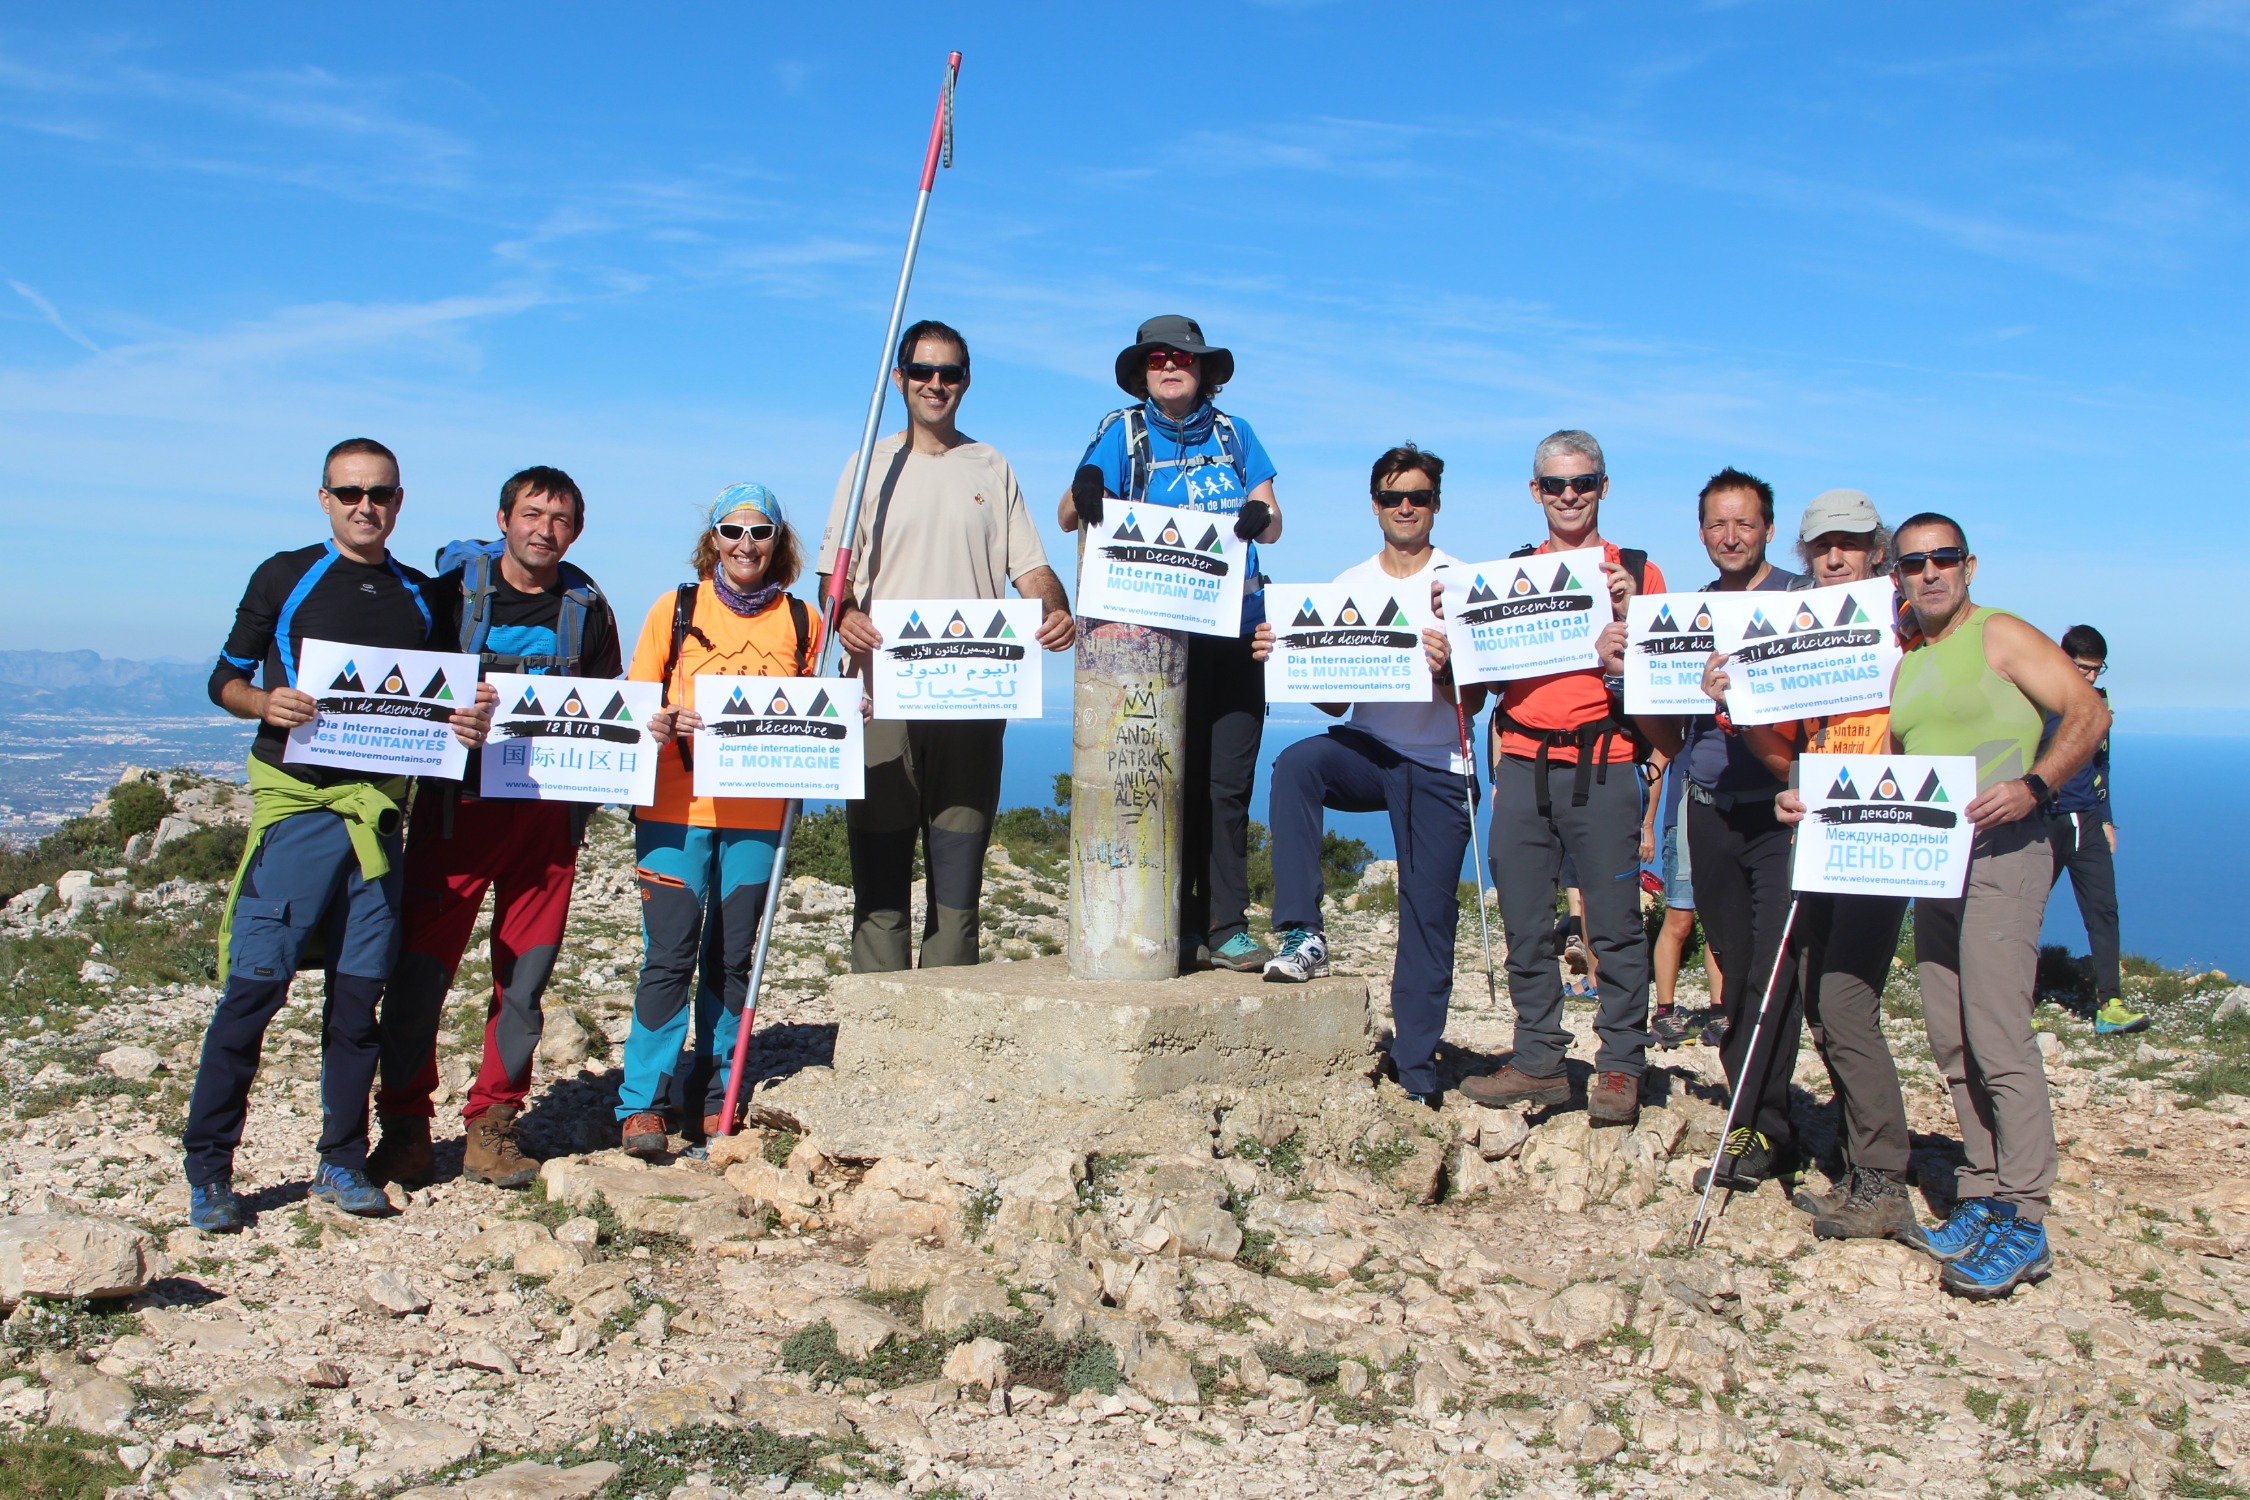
left=848, top=718, right=1004, bottom=972
left=1799, top=892, right=1913, bottom=1177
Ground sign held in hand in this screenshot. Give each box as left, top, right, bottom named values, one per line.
left=870, top=599, right=1043, bottom=719
left=1790, top=753, right=1978, bottom=898
left=1263, top=582, right=1432, bottom=704
left=691, top=676, right=864, bottom=800
left=1076, top=500, right=1247, bottom=637
left=1708, top=579, right=1903, bottom=726
left=285, top=639, right=479, bottom=779
left=480, top=674, right=661, bottom=805
left=1441, top=548, right=1607, bottom=683
left=1624, top=593, right=1721, bottom=714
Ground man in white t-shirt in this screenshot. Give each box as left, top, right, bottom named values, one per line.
left=1250, top=444, right=1484, bottom=1107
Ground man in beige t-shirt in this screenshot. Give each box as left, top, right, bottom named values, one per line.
left=819, top=318, right=1074, bottom=972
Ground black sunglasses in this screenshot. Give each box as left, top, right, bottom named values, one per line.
left=1537, top=472, right=1604, bottom=497
left=714, top=521, right=776, bottom=542
left=1373, top=488, right=1439, bottom=509
left=325, top=484, right=401, bottom=506
left=900, top=361, right=967, bottom=386
left=1892, top=547, right=1967, bottom=576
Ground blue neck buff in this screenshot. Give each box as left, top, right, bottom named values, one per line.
left=1143, top=398, right=1217, bottom=447
left=711, top=572, right=783, bottom=618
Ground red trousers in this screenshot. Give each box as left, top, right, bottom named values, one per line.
left=375, top=795, right=579, bottom=1122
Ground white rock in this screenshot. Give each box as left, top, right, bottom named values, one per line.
left=1528, top=1282, right=1630, bottom=1350
left=0, top=1213, right=166, bottom=1308
left=78, top=959, right=119, bottom=986
left=47, top=1372, right=134, bottom=1434
left=1130, top=1346, right=1201, bottom=1405
left=921, top=1276, right=1011, bottom=1335
left=2216, top=986, right=2250, bottom=1023
left=2036, top=1031, right=2063, bottom=1064
left=554, top=1216, right=603, bottom=1249
left=152, top=814, right=202, bottom=851
left=53, top=870, right=95, bottom=905
left=456, top=1337, right=519, bottom=1376
left=98, top=1045, right=163, bottom=1081
left=1476, top=1107, right=1530, bottom=1161
left=537, top=1010, right=593, bottom=1070
left=942, top=1336, right=1010, bottom=1392
left=813, top=1296, right=914, bottom=1360
left=356, top=1271, right=431, bottom=1318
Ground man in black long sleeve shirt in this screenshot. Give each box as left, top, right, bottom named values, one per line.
left=2043, top=625, right=2140, bottom=1033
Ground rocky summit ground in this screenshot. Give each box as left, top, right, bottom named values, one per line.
left=4, top=770, right=2250, bottom=1500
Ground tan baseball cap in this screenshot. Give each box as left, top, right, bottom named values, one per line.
left=1799, top=488, right=1881, bottom=541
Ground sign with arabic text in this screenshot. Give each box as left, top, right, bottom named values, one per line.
left=284, top=638, right=477, bottom=778
left=691, top=676, right=864, bottom=800
left=871, top=599, right=1043, bottom=719
left=479, top=674, right=660, bottom=804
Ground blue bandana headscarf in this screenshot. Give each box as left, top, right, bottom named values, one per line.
left=708, top=481, right=784, bottom=528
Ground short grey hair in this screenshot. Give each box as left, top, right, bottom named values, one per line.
left=1795, top=522, right=1895, bottom=572
left=1532, top=429, right=1604, bottom=477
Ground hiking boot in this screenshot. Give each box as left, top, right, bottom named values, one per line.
left=1587, top=1071, right=1640, bottom=1128
left=365, top=1114, right=434, bottom=1187
left=1941, top=1215, right=2052, bottom=1300
left=309, top=1163, right=392, bottom=1216
left=620, top=1111, right=671, bottom=1159
left=1209, top=933, right=1275, bottom=973
left=1901, top=1195, right=2005, bottom=1264
left=1791, top=1174, right=1851, bottom=1219
left=462, top=1105, right=539, bottom=1189
left=1649, top=1008, right=1691, bottom=1050
left=2093, top=998, right=2150, bottom=1036
left=1812, top=1167, right=1917, bottom=1241
left=188, top=1178, right=245, bottom=1234
left=702, top=1109, right=742, bottom=1141
left=1263, top=928, right=1330, bottom=983
left=1460, top=1065, right=1571, bottom=1110
left=1693, top=1128, right=1773, bottom=1192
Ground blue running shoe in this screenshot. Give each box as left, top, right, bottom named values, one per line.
left=188, top=1179, right=245, bottom=1234
left=1902, top=1196, right=2007, bottom=1263
left=1942, top=1215, right=2052, bottom=1300
left=308, top=1163, right=392, bottom=1216
left=1209, top=932, right=1275, bottom=973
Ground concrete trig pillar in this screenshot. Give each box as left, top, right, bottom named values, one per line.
left=1068, top=609, right=1187, bottom=981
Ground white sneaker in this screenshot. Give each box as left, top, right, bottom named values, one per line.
left=1263, top=928, right=1330, bottom=983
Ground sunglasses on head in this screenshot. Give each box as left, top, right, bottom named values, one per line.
left=1373, top=488, right=1439, bottom=510
left=325, top=484, right=401, bottom=506
left=900, top=361, right=967, bottom=386
left=1146, top=348, right=1197, bottom=371
left=714, top=521, right=776, bottom=542
left=1892, top=547, right=1967, bottom=576
left=1537, top=472, right=1604, bottom=497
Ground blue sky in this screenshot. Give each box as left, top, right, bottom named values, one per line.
left=1, top=4, right=2243, bottom=715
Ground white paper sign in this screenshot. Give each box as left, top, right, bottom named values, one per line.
left=1791, top=753, right=1978, bottom=898
left=870, top=599, right=1043, bottom=719
left=1707, top=579, right=1903, bottom=727
left=479, top=675, right=660, bottom=805
left=1625, top=593, right=1721, bottom=713
left=285, top=639, right=478, bottom=779
left=1077, top=500, right=1247, bottom=637
left=691, top=676, right=864, bottom=800
left=1263, top=582, right=1432, bottom=704
left=1441, top=548, right=1607, bottom=683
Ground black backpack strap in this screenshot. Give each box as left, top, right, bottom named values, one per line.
left=459, top=552, right=495, bottom=655
left=662, top=582, right=702, bottom=772
left=1618, top=547, right=1650, bottom=595
left=1509, top=542, right=1539, bottom=559
left=787, top=595, right=812, bottom=675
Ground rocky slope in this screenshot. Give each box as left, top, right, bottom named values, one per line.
left=2, top=770, right=2248, bottom=1499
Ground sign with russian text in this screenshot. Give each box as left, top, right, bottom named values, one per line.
left=870, top=599, right=1043, bottom=719
left=1791, top=753, right=1977, bottom=898
left=1263, top=582, right=1432, bottom=703
left=1624, top=593, right=1721, bottom=714
left=1077, top=501, right=1247, bottom=637
left=692, top=676, right=864, bottom=800
left=480, top=674, right=660, bottom=805
left=1708, top=579, right=1902, bottom=726
left=1440, top=548, right=1606, bottom=683
left=285, top=638, right=477, bottom=779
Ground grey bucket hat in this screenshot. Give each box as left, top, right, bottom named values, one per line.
left=1799, top=488, right=1882, bottom=541
left=1114, top=314, right=1235, bottom=396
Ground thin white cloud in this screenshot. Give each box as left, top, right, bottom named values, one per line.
left=7, top=280, right=102, bottom=354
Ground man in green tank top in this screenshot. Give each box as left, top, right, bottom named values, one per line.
left=1875, top=512, right=2109, bottom=1299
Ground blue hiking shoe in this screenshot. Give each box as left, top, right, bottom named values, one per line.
left=308, top=1163, right=392, bottom=1216
left=1941, top=1215, right=2052, bottom=1300
left=188, top=1179, right=245, bottom=1234
left=1208, top=932, right=1275, bottom=973
left=1902, top=1196, right=2007, bottom=1263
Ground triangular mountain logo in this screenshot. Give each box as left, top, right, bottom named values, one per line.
left=899, top=611, right=931, bottom=641
left=511, top=685, right=544, bottom=715
left=1789, top=603, right=1821, bottom=633
left=1691, top=603, right=1713, bottom=631
left=376, top=664, right=410, bottom=695
left=419, top=669, right=454, bottom=701
left=330, top=662, right=365, bottom=692
left=766, top=690, right=797, bottom=716
left=1836, top=596, right=1873, bottom=627
left=984, top=610, right=1015, bottom=639
left=1649, top=605, right=1679, bottom=633
left=1914, top=769, right=1948, bottom=803
left=807, top=689, right=839, bottom=719
left=943, top=610, right=970, bottom=639
left=1465, top=576, right=1497, bottom=605
left=1873, top=766, right=1905, bottom=801
left=1192, top=524, right=1222, bottom=553
left=1292, top=599, right=1324, bottom=627
left=1742, top=610, right=1777, bottom=639
left=598, top=691, right=632, bottom=722
left=1375, top=598, right=1405, bottom=627
left=1551, top=563, right=1582, bottom=593
left=1113, top=512, right=1144, bottom=543
left=1509, top=569, right=1537, bottom=597
left=722, top=686, right=755, bottom=715
left=1157, top=519, right=1184, bottom=547
left=559, top=689, right=587, bottom=717
left=1337, top=598, right=1363, bottom=627
left=1827, top=767, right=1860, bottom=800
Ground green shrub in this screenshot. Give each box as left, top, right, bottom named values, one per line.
left=784, top=806, right=856, bottom=886
left=2037, top=944, right=2095, bottom=1014
left=0, top=1430, right=132, bottom=1498
left=0, top=817, right=125, bottom=903
left=992, top=803, right=1069, bottom=875
left=105, top=782, right=172, bottom=841
left=135, top=823, right=247, bottom=887
left=1246, top=821, right=1370, bottom=909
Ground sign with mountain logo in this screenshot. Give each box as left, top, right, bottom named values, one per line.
left=1625, top=592, right=1723, bottom=713
left=285, top=639, right=479, bottom=779
left=692, top=675, right=864, bottom=799
left=1439, top=546, right=1606, bottom=682
left=1791, top=752, right=1978, bottom=897
left=480, top=673, right=660, bottom=804
left=1706, top=578, right=1904, bottom=725
left=1076, top=499, right=1246, bottom=637
left=1262, top=579, right=1431, bottom=704
left=868, top=598, right=1044, bottom=720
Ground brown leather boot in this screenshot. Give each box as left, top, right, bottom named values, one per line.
left=1587, top=1070, right=1641, bottom=1128
left=1459, top=1065, right=1571, bottom=1109
left=461, top=1105, right=539, bottom=1188
left=365, top=1115, right=433, bottom=1187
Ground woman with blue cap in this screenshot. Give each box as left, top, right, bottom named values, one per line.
left=618, top=483, right=820, bottom=1156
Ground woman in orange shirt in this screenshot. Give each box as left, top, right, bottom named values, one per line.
left=620, top=484, right=820, bottom=1157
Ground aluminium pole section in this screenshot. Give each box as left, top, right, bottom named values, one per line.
left=718, top=51, right=962, bottom=1136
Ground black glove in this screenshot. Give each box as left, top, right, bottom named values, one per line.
left=1071, top=465, right=1106, bottom=529
left=1233, top=498, right=1272, bottom=541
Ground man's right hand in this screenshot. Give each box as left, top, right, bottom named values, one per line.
left=1250, top=621, right=1275, bottom=663
left=262, top=686, right=318, bottom=729
left=1071, top=465, right=1106, bottom=529
left=836, top=606, right=883, bottom=655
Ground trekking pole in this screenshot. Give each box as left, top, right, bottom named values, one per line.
left=1687, top=896, right=1799, bottom=1247
left=717, top=50, right=962, bottom=1137
left=1454, top=696, right=1499, bottom=1009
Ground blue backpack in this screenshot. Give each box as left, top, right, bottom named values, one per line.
left=434, top=539, right=601, bottom=674
left=1089, top=406, right=1251, bottom=503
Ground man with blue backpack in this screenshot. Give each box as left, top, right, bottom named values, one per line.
left=365, top=466, right=622, bottom=1191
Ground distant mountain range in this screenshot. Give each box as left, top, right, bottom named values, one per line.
left=0, top=650, right=227, bottom=716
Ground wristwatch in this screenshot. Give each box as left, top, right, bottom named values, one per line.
left=2021, top=773, right=2051, bottom=804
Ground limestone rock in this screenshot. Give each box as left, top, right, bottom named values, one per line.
left=360, top=1415, right=481, bottom=1487
left=456, top=1338, right=518, bottom=1376
left=355, top=1271, right=431, bottom=1317
left=297, top=1359, right=351, bottom=1389
left=1475, top=1107, right=1530, bottom=1160
left=187, top=1374, right=301, bottom=1418
left=730, top=1378, right=856, bottom=1439
left=1131, top=1345, right=1202, bottom=1405
left=396, top=1461, right=625, bottom=1500
left=0, top=1212, right=166, bottom=1308
left=47, top=1372, right=134, bottom=1434
left=811, top=1296, right=915, bottom=1360
left=514, top=1239, right=596, bottom=1277
left=2216, top=986, right=2250, bottom=1023
left=536, top=1010, right=592, bottom=1071
left=540, top=1155, right=744, bottom=1239
left=602, top=1382, right=729, bottom=1434
left=1529, top=1282, right=1630, bottom=1350
left=721, top=1157, right=820, bottom=1223
left=943, top=1336, right=1010, bottom=1391
left=921, top=1275, right=1010, bottom=1334
left=98, top=1045, right=163, bottom=1081
left=554, top=1216, right=602, bottom=1249
left=458, top=1221, right=550, bottom=1264
left=167, top=1461, right=238, bottom=1500
left=832, top=1158, right=963, bottom=1242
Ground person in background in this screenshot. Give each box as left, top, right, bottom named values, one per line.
left=821, top=320, right=1075, bottom=974
left=1647, top=751, right=1723, bottom=1047
left=616, top=485, right=820, bottom=1157
left=1061, top=315, right=1283, bottom=974
left=2043, top=625, right=2142, bottom=1035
